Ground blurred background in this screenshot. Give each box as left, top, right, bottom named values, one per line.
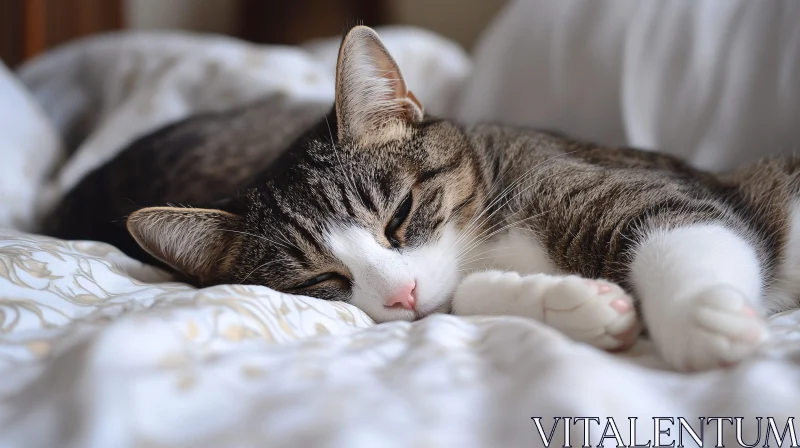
left=2, top=0, right=798, bottom=173
left=0, top=0, right=506, bottom=68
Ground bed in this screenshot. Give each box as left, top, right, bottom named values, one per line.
left=2, top=4, right=800, bottom=446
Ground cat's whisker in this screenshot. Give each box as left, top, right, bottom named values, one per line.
left=450, top=150, right=580, bottom=254
left=240, top=258, right=286, bottom=283
left=273, top=227, right=299, bottom=250
left=457, top=208, right=556, bottom=259
left=450, top=168, right=538, bottom=250
left=455, top=211, right=532, bottom=259
left=456, top=242, right=543, bottom=267
left=459, top=150, right=579, bottom=232
left=458, top=246, right=506, bottom=261
left=447, top=190, right=529, bottom=260
left=450, top=173, right=529, bottom=249
left=217, top=229, right=294, bottom=251
left=448, top=188, right=528, bottom=259
left=457, top=251, right=533, bottom=270
left=458, top=218, right=539, bottom=257
left=456, top=245, right=532, bottom=266
left=455, top=166, right=570, bottom=256
left=457, top=255, right=505, bottom=268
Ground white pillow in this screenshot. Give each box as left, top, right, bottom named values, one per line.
left=0, top=62, right=63, bottom=231
left=458, top=0, right=800, bottom=171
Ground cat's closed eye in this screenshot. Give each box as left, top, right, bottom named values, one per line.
left=292, top=272, right=349, bottom=290
left=385, top=192, right=413, bottom=248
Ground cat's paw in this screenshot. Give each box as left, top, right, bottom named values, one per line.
left=451, top=271, right=541, bottom=317
left=540, top=276, right=640, bottom=351
left=452, top=271, right=640, bottom=351
left=657, top=285, right=768, bottom=371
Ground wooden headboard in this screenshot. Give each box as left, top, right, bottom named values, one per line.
left=239, top=0, right=387, bottom=45
left=1, top=0, right=123, bottom=68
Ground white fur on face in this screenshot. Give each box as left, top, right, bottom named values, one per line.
left=325, top=223, right=461, bottom=322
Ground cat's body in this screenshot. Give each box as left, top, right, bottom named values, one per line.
left=44, top=94, right=330, bottom=267
left=46, top=26, right=799, bottom=371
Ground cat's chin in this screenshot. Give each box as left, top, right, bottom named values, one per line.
left=368, top=300, right=452, bottom=323
left=413, top=300, right=452, bottom=321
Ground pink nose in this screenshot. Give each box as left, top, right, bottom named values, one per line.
left=385, top=281, right=417, bottom=310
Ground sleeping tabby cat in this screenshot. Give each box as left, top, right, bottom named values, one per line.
left=46, top=26, right=800, bottom=371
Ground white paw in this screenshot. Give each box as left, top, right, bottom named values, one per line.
left=540, top=276, right=640, bottom=351
left=452, top=271, right=547, bottom=318
left=657, top=285, right=768, bottom=371
left=452, top=271, right=640, bottom=351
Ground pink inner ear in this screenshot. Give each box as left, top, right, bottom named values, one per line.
left=368, top=45, right=424, bottom=120
left=334, top=26, right=425, bottom=141
left=369, top=45, right=405, bottom=97
left=406, top=90, right=424, bottom=120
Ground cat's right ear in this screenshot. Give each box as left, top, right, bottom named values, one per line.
left=335, top=26, right=424, bottom=145
left=127, top=206, right=243, bottom=284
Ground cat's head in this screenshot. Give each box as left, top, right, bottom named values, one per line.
left=126, top=26, right=488, bottom=322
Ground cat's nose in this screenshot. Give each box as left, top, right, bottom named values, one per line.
left=385, top=281, right=417, bottom=310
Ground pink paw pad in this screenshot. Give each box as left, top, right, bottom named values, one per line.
left=610, top=298, right=632, bottom=313
left=585, top=280, right=613, bottom=294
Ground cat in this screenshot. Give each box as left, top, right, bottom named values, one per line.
left=45, top=26, right=800, bottom=372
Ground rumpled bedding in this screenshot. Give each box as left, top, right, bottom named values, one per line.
left=1, top=24, right=799, bottom=448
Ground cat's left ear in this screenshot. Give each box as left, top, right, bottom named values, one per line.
left=126, top=206, right=243, bottom=285
left=335, top=26, right=424, bottom=144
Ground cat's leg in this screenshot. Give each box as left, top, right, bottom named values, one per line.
left=630, top=224, right=768, bottom=371
left=452, top=271, right=641, bottom=350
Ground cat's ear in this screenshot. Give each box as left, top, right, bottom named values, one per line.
left=335, top=26, right=424, bottom=144
left=127, top=207, right=243, bottom=284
